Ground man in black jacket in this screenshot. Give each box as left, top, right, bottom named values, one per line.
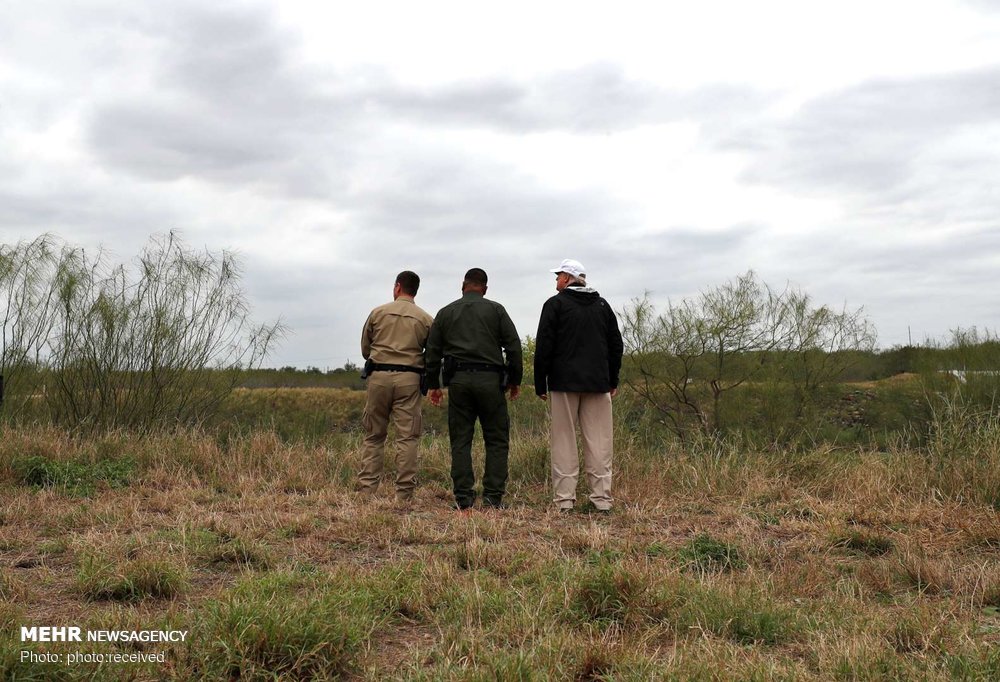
left=534, top=259, right=624, bottom=512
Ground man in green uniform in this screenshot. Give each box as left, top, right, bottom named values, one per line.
left=426, top=268, right=522, bottom=510
left=358, top=270, right=435, bottom=505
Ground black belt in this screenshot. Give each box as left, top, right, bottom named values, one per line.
left=455, top=362, right=503, bottom=373
left=371, top=363, right=423, bottom=374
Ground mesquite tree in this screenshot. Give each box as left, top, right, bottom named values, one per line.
left=0, top=235, right=71, bottom=410
left=621, top=271, right=875, bottom=441
left=777, top=290, right=877, bottom=416
left=44, top=232, right=282, bottom=431
left=0, top=232, right=281, bottom=431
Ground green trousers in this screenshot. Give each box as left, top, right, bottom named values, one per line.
left=447, top=371, right=510, bottom=507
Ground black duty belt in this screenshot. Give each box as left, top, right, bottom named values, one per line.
left=371, top=363, right=423, bottom=374
left=455, top=362, right=504, bottom=373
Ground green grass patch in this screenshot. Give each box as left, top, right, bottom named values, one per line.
left=677, top=533, right=746, bottom=572
left=209, top=537, right=274, bottom=570
left=465, top=641, right=664, bottom=681
left=76, top=554, right=186, bottom=602
left=644, top=542, right=672, bottom=557
left=571, top=563, right=644, bottom=624
left=0, top=640, right=73, bottom=682
left=0, top=601, right=21, bottom=631
left=715, top=598, right=800, bottom=645
left=748, top=509, right=782, bottom=526
left=645, top=576, right=805, bottom=646
left=944, top=649, right=1000, bottom=680
left=37, top=538, right=68, bottom=557
left=190, top=595, right=365, bottom=680
left=12, top=454, right=136, bottom=495
left=183, top=568, right=412, bottom=680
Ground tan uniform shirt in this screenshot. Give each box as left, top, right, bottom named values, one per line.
left=361, top=296, right=434, bottom=367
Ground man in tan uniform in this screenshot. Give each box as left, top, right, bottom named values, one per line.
left=358, top=270, right=435, bottom=504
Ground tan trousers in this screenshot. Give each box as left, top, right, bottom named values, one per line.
left=357, top=371, right=423, bottom=500
left=549, top=391, right=613, bottom=510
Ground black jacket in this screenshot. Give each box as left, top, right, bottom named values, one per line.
left=534, top=285, right=624, bottom=395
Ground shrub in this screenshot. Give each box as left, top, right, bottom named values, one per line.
left=37, top=232, right=281, bottom=432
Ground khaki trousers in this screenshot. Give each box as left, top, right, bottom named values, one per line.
left=357, top=371, right=423, bottom=500
left=549, top=391, right=613, bottom=510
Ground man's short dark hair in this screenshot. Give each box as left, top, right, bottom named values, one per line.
left=396, top=270, right=420, bottom=296
left=463, top=268, right=488, bottom=288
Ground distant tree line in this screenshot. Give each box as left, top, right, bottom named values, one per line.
left=238, top=363, right=364, bottom=390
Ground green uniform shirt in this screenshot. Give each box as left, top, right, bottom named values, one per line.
left=425, top=291, right=522, bottom=389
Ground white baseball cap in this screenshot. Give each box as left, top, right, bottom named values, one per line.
left=550, top=258, right=586, bottom=279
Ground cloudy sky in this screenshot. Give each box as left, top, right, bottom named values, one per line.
left=3, top=0, right=999, bottom=367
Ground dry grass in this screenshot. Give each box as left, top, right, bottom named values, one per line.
left=2, top=399, right=1000, bottom=680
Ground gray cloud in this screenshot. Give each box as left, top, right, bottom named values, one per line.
left=81, top=2, right=770, bottom=197
left=742, top=220, right=1000, bottom=347
left=89, top=105, right=285, bottom=180
left=371, top=64, right=768, bottom=134
left=962, top=0, right=1000, bottom=11
left=82, top=3, right=359, bottom=194
left=345, top=159, right=629, bottom=246
left=727, top=66, right=1000, bottom=201
left=0, top=179, right=187, bottom=256
left=589, top=224, right=765, bottom=305
left=717, top=65, right=1000, bottom=340
left=5, top=1, right=1000, bottom=363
